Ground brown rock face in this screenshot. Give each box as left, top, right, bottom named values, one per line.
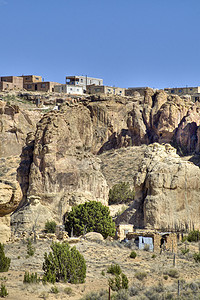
left=12, top=104, right=108, bottom=231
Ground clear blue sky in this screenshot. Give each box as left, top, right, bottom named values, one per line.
left=0, top=0, right=200, bottom=89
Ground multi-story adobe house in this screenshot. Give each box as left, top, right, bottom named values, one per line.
left=0, top=76, right=23, bottom=91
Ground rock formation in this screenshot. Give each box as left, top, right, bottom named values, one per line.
left=11, top=104, right=109, bottom=232
left=115, top=143, right=200, bottom=231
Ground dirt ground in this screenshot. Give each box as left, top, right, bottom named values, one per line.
left=1, top=238, right=200, bottom=299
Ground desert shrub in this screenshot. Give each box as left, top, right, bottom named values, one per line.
left=181, top=248, right=189, bottom=255
left=107, top=264, right=122, bottom=275
left=0, top=244, right=10, bottom=272
left=64, top=287, right=73, bottom=295
left=135, top=271, right=147, bottom=281
left=0, top=283, right=8, bottom=298
left=108, top=182, right=135, bottom=205
left=130, top=251, right=137, bottom=259
left=42, top=242, right=86, bottom=284
left=65, top=201, right=115, bottom=239
left=45, top=220, right=57, bottom=233
left=108, top=273, right=129, bottom=291
left=80, top=290, right=108, bottom=300
left=101, top=270, right=105, bottom=276
left=193, top=252, right=200, bottom=262
left=167, top=269, right=179, bottom=278
left=129, top=285, right=139, bottom=296
left=152, top=254, right=156, bottom=259
left=26, top=239, right=35, bottom=257
left=163, top=275, right=168, bottom=280
left=115, top=289, right=129, bottom=300
left=23, top=271, right=40, bottom=284
left=187, top=230, right=200, bottom=242
left=50, top=286, right=59, bottom=294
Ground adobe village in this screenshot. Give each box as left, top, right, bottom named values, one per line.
left=1, top=73, right=200, bottom=299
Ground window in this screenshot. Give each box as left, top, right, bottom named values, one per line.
left=41, top=83, right=46, bottom=88
left=119, top=91, right=122, bottom=93
left=35, top=77, right=39, bottom=80
left=179, top=89, right=182, bottom=93
left=171, top=90, right=174, bottom=93
left=27, top=84, right=32, bottom=89
left=77, top=89, right=79, bottom=91
left=81, top=79, right=83, bottom=82
left=190, top=88, right=193, bottom=91
left=70, top=88, right=72, bottom=91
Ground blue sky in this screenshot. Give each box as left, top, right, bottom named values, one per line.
left=0, top=0, right=200, bottom=89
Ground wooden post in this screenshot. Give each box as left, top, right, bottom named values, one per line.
left=173, top=254, right=176, bottom=266
left=108, top=286, right=111, bottom=300
left=172, top=240, right=174, bottom=253
left=178, top=280, right=180, bottom=296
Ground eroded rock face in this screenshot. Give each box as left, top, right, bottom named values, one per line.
left=0, top=100, right=41, bottom=157
left=12, top=104, right=109, bottom=232
left=116, top=143, right=200, bottom=230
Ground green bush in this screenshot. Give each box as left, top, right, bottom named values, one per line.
left=130, top=251, right=137, bottom=259
left=181, top=248, right=189, bottom=255
left=0, top=283, right=8, bottom=298
left=65, top=201, right=115, bottom=239
left=23, top=272, right=40, bottom=284
left=167, top=269, right=179, bottom=278
left=0, top=244, right=10, bottom=272
left=26, top=239, right=35, bottom=257
left=187, top=230, right=200, bottom=242
left=45, top=220, right=57, bottom=233
left=108, top=182, right=135, bottom=205
left=50, top=286, right=59, bottom=294
left=42, top=242, right=86, bottom=284
left=135, top=271, right=147, bottom=281
left=193, top=252, right=200, bottom=262
left=108, top=273, right=129, bottom=291
left=64, top=287, right=73, bottom=295
left=107, top=264, right=122, bottom=275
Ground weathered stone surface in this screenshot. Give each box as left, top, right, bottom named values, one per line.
left=0, top=215, right=11, bottom=243
left=0, top=180, right=22, bottom=217
left=12, top=105, right=109, bottom=232
left=115, top=143, right=200, bottom=230
left=83, top=232, right=104, bottom=241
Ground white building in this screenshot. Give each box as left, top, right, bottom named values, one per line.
left=54, top=84, right=83, bottom=95
left=65, top=75, right=103, bottom=92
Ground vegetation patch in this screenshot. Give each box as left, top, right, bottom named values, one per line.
left=42, top=242, right=86, bottom=284
left=108, top=182, right=134, bottom=205
left=65, top=201, right=115, bottom=238
left=0, top=244, right=10, bottom=273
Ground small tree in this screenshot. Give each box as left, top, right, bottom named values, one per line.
left=108, top=182, right=135, bottom=205
left=108, top=273, right=129, bottom=291
left=45, top=220, right=57, bottom=233
left=27, top=239, right=35, bottom=257
left=0, top=244, right=10, bottom=272
left=42, top=242, right=86, bottom=284
left=65, top=201, right=115, bottom=239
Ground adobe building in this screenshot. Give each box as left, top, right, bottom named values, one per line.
left=54, top=84, right=83, bottom=95
left=22, top=75, right=42, bottom=89
left=164, top=86, right=200, bottom=102
left=24, top=81, right=59, bottom=92
left=125, top=87, right=149, bottom=96
left=87, top=85, right=125, bottom=96
left=0, top=76, right=23, bottom=91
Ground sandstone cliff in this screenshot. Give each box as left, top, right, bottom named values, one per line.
left=113, top=143, right=200, bottom=230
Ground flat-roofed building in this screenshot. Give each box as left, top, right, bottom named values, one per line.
left=22, top=75, right=42, bottom=89
left=87, top=85, right=125, bottom=96
left=125, top=87, right=149, bottom=96
left=66, top=75, right=103, bottom=92
left=164, top=86, right=200, bottom=102
left=54, top=84, right=83, bottom=95
left=24, top=81, right=59, bottom=92
left=0, top=76, right=23, bottom=90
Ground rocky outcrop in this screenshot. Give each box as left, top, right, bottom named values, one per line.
left=0, top=100, right=41, bottom=157
left=115, top=143, right=200, bottom=230
left=12, top=104, right=109, bottom=232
